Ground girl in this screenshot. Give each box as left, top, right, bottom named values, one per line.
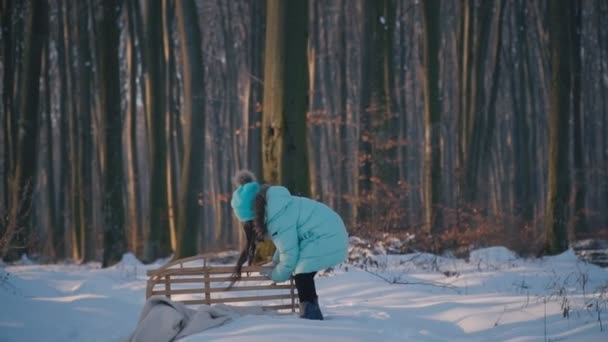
left=230, top=170, right=349, bottom=320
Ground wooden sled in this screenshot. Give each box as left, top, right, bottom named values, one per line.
left=146, top=254, right=299, bottom=313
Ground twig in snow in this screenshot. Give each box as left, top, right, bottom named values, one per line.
left=360, top=267, right=461, bottom=293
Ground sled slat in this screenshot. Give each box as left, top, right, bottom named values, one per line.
left=150, top=284, right=293, bottom=296
left=146, top=255, right=299, bottom=313
left=149, top=275, right=271, bottom=283
left=146, top=265, right=268, bottom=277
left=177, top=293, right=294, bottom=305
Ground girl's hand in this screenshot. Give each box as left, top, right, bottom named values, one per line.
left=259, top=267, right=273, bottom=279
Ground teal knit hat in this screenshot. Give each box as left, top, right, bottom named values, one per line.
left=231, top=182, right=260, bottom=222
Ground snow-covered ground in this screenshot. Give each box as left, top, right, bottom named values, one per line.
left=1, top=247, right=608, bottom=342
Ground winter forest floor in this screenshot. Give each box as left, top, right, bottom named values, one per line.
left=1, top=241, right=608, bottom=342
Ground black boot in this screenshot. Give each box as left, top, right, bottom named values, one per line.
left=299, top=299, right=324, bottom=320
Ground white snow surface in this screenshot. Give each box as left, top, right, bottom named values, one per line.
left=1, top=247, right=608, bottom=342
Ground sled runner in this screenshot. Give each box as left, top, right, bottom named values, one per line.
left=146, top=254, right=298, bottom=313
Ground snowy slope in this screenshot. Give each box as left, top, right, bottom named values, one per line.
left=1, top=248, right=607, bottom=342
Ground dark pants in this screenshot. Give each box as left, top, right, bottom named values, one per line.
left=294, top=272, right=318, bottom=303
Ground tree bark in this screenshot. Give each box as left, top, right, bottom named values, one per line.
left=570, top=0, right=586, bottom=237
left=175, top=0, right=206, bottom=259
left=421, top=0, right=443, bottom=235
left=544, top=0, right=571, bottom=255
left=460, top=0, right=495, bottom=205
left=101, top=0, right=127, bottom=267
left=262, top=0, right=310, bottom=196
left=2, top=0, right=48, bottom=260
left=144, top=0, right=172, bottom=261
left=76, top=0, right=94, bottom=262
left=512, top=0, right=534, bottom=223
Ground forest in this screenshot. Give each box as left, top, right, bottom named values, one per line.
left=1, top=0, right=607, bottom=266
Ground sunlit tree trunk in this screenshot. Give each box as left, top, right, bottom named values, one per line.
left=262, top=0, right=310, bottom=195
left=64, top=0, right=82, bottom=261
left=124, top=0, right=143, bottom=257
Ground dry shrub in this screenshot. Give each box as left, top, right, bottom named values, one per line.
left=349, top=202, right=546, bottom=260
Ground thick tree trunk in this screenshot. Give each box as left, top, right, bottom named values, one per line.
left=262, top=0, right=286, bottom=186
left=262, top=0, right=310, bottom=195
left=175, top=0, right=206, bottom=259
left=53, top=0, right=70, bottom=261
left=2, top=0, right=48, bottom=260
left=144, top=0, right=171, bottom=262
left=101, top=0, right=127, bottom=267
left=544, top=0, right=571, bottom=255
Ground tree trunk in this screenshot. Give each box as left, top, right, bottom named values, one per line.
left=356, top=0, right=374, bottom=227
left=544, top=0, right=571, bottom=255
left=570, top=0, right=586, bottom=237
left=64, top=0, right=81, bottom=261
left=460, top=0, right=495, bottom=205
left=76, top=0, right=94, bottom=262
left=144, top=0, right=172, bottom=262
left=262, top=0, right=286, bottom=185
left=420, top=0, right=443, bottom=235
left=175, top=0, right=205, bottom=259
left=44, top=34, right=59, bottom=260
left=125, top=0, right=143, bottom=258
left=0, top=0, right=12, bottom=219
left=101, top=0, right=127, bottom=267
left=262, top=0, right=310, bottom=196
left=54, top=0, right=70, bottom=261
left=337, top=0, right=351, bottom=223
left=247, top=0, right=265, bottom=179
left=512, top=0, right=534, bottom=223
left=1, top=0, right=48, bottom=260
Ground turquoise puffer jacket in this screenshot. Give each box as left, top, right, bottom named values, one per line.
left=266, top=186, right=349, bottom=282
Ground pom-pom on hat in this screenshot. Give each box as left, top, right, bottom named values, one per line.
left=230, top=170, right=260, bottom=222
